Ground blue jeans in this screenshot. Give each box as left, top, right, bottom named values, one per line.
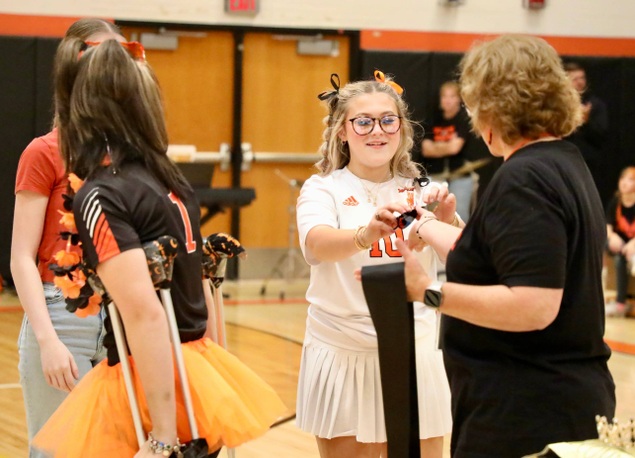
left=449, top=174, right=475, bottom=222
left=18, top=283, right=106, bottom=458
left=611, top=253, right=630, bottom=303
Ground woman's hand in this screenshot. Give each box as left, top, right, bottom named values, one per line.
left=39, top=337, right=79, bottom=392
left=423, top=182, right=457, bottom=224
left=395, top=239, right=431, bottom=302
left=622, top=238, right=635, bottom=259
left=369, top=201, right=413, bottom=240
left=608, top=233, right=625, bottom=254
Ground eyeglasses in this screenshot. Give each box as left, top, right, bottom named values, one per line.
left=80, top=41, right=146, bottom=62
left=348, top=115, right=402, bottom=136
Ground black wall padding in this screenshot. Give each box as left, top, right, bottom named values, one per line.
left=0, top=36, right=58, bottom=282
left=0, top=37, right=37, bottom=281
left=361, top=50, right=635, bottom=206
left=35, top=38, right=61, bottom=134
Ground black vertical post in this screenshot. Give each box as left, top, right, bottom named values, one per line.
left=361, top=262, right=421, bottom=458
left=347, top=31, right=362, bottom=81
left=227, top=30, right=245, bottom=280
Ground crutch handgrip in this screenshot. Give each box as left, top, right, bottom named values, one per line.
left=202, top=233, right=246, bottom=288
left=143, top=235, right=178, bottom=289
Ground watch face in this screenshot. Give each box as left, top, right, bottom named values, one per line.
left=424, top=289, right=443, bottom=308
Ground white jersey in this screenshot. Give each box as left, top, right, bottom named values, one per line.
left=297, top=167, right=441, bottom=351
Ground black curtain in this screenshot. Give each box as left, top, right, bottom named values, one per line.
left=0, top=36, right=59, bottom=283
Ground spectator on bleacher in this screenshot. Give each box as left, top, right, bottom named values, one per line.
left=605, top=165, right=635, bottom=317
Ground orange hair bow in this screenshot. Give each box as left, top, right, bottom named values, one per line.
left=374, top=70, right=404, bottom=95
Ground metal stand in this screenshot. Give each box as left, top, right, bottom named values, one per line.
left=259, top=169, right=309, bottom=299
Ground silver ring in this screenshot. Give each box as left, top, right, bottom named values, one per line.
left=374, top=212, right=381, bottom=221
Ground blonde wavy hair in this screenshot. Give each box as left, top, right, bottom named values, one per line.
left=459, top=34, right=583, bottom=145
left=315, top=76, right=420, bottom=179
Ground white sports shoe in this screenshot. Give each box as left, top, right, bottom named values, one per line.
left=605, top=301, right=628, bottom=318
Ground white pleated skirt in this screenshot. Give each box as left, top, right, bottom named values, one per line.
left=295, top=329, right=452, bottom=443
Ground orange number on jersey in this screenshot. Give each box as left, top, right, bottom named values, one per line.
left=369, top=228, right=404, bottom=258
left=168, top=192, right=197, bottom=253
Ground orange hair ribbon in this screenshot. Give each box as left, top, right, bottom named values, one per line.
left=374, top=70, right=404, bottom=95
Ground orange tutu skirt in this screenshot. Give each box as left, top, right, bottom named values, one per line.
left=33, top=337, right=288, bottom=457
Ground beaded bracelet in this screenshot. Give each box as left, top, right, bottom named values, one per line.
left=415, top=216, right=438, bottom=240
left=148, top=432, right=182, bottom=456
left=354, top=225, right=371, bottom=250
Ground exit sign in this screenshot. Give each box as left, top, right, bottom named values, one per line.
left=225, top=0, right=259, bottom=14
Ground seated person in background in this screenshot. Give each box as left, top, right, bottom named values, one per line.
left=419, top=81, right=473, bottom=221
left=605, top=165, right=635, bottom=317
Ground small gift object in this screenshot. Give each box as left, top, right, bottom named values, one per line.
left=395, top=208, right=418, bottom=230
left=596, top=415, right=635, bottom=450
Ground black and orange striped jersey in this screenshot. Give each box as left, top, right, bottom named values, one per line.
left=421, top=108, right=471, bottom=175
left=606, top=195, right=635, bottom=242
left=74, top=162, right=207, bottom=365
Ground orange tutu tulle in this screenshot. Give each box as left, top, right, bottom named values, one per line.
left=32, top=337, right=288, bottom=457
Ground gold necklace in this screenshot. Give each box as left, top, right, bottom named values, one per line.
left=359, top=171, right=392, bottom=206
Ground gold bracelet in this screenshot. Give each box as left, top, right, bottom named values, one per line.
left=451, top=213, right=461, bottom=228
left=354, top=225, right=371, bottom=250
left=415, top=216, right=438, bottom=240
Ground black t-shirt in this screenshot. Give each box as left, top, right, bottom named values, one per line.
left=606, top=195, right=635, bottom=242
left=421, top=108, right=471, bottom=175
left=443, top=140, right=615, bottom=457
left=74, top=162, right=207, bottom=365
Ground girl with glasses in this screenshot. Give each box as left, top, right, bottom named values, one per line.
left=295, top=72, right=459, bottom=458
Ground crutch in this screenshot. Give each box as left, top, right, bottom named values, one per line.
left=89, top=235, right=209, bottom=456
left=201, top=233, right=247, bottom=349
left=202, top=233, right=246, bottom=458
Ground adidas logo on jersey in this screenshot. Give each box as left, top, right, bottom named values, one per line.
left=343, top=196, right=359, bottom=206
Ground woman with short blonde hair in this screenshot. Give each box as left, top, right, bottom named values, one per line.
left=460, top=34, right=582, bottom=145
left=398, top=34, right=616, bottom=457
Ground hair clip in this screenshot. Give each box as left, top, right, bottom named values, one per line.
left=79, top=40, right=146, bottom=62
left=318, top=73, right=341, bottom=100
left=415, top=176, right=431, bottom=187
left=374, top=70, right=404, bottom=95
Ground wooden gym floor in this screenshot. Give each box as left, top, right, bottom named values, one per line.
left=1, top=278, right=635, bottom=458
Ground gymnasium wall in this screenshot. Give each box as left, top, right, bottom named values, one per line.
left=2, top=2, right=635, bottom=280
left=2, top=1, right=635, bottom=39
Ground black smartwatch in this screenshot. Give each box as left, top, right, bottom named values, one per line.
left=423, top=280, right=444, bottom=308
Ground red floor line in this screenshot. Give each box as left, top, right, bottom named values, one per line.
left=605, top=338, right=635, bottom=356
